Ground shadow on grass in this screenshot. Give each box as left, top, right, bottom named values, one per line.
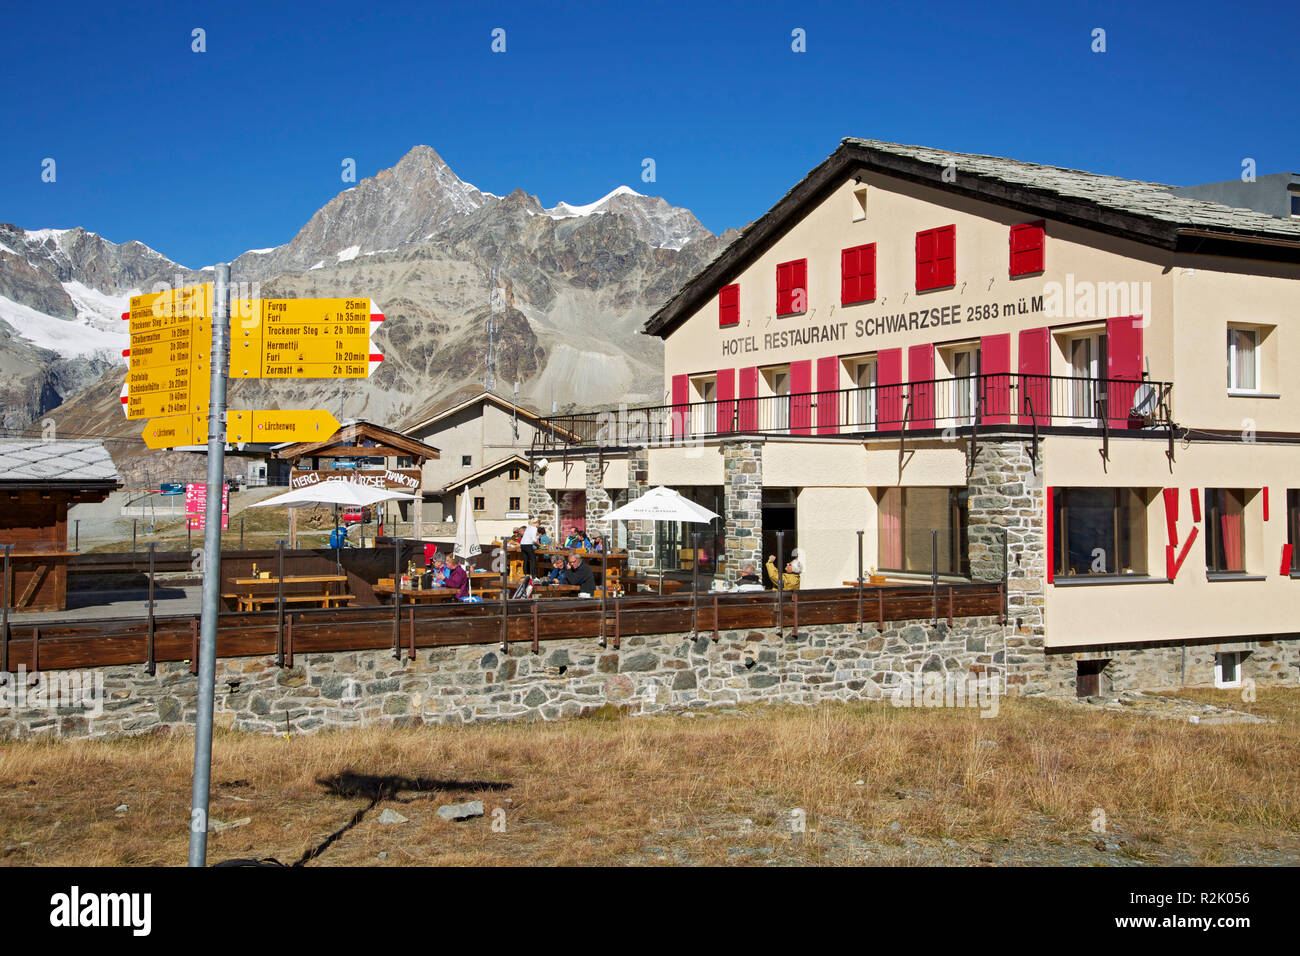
left=216, top=771, right=512, bottom=867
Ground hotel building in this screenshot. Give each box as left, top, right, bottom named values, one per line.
left=527, top=139, right=1300, bottom=697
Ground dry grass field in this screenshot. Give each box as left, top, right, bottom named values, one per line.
left=1, top=691, right=1297, bottom=866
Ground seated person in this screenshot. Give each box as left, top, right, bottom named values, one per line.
left=428, top=552, right=449, bottom=587
left=444, top=553, right=470, bottom=599
left=734, top=562, right=764, bottom=591
left=538, top=526, right=551, bottom=547
left=564, top=530, right=584, bottom=549
left=563, top=551, right=597, bottom=596
left=765, top=549, right=804, bottom=591
left=544, top=554, right=567, bottom=585
left=589, top=535, right=604, bottom=554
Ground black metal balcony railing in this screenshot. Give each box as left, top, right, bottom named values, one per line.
left=532, top=374, right=1174, bottom=451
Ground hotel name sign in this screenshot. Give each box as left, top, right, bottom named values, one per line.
left=721, top=293, right=1045, bottom=358
left=289, top=468, right=422, bottom=493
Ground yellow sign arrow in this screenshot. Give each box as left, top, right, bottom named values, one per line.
left=226, top=409, right=341, bottom=444
left=141, top=414, right=208, bottom=449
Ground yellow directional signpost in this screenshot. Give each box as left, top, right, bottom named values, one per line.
left=229, top=298, right=378, bottom=379
left=124, top=284, right=211, bottom=421
left=122, top=275, right=384, bottom=867
left=225, top=408, right=341, bottom=444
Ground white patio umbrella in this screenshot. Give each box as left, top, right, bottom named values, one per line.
left=454, top=489, right=482, bottom=597
left=247, top=478, right=417, bottom=509
left=605, top=486, right=720, bottom=592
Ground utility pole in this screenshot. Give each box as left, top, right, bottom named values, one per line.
left=188, top=263, right=230, bottom=867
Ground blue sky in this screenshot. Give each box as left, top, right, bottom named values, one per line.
left=2, top=0, right=1294, bottom=268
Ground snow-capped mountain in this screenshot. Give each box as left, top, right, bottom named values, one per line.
left=2, top=145, right=733, bottom=460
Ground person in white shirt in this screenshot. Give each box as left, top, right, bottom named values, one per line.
left=520, top=520, right=540, bottom=579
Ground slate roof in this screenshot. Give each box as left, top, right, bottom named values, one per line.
left=843, top=139, right=1300, bottom=240
left=0, top=440, right=122, bottom=485
left=644, top=138, right=1300, bottom=338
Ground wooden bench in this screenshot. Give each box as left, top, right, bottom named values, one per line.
left=237, top=593, right=354, bottom=612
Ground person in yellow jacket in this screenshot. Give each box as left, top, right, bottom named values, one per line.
left=765, top=548, right=804, bottom=590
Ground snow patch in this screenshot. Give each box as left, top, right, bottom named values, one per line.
left=61, top=281, right=131, bottom=330
left=309, top=260, right=325, bottom=270
left=545, top=185, right=642, bottom=219
left=337, top=245, right=361, bottom=262
left=242, top=247, right=277, bottom=255
left=0, top=294, right=127, bottom=358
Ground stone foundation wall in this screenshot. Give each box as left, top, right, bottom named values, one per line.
left=1042, top=637, right=1300, bottom=697
left=0, top=614, right=1006, bottom=740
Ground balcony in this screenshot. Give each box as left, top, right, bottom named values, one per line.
left=532, top=374, right=1174, bottom=453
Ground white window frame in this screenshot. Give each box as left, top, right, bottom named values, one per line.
left=852, top=358, right=877, bottom=428
left=1214, top=651, right=1244, bottom=689
left=689, top=375, right=717, bottom=435
left=1226, top=325, right=1261, bottom=394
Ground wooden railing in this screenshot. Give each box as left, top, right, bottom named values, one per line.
left=0, top=582, right=1005, bottom=674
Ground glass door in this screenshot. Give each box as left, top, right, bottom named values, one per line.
left=950, top=348, right=979, bottom=426
left=770, top=368, right=790, bottom=432
left=853, top=360, right=877, bottom=429
left=1068, top=333, right=1107, bottom=424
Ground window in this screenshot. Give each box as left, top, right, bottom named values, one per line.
left=852, top=357, right=877, bottom=427
left=690, top=375, right=717, bottom=435
left=1290, top=189, right=1300, bottom=218
left=763, top=365, right=790, bottom=430
left=1215, top=651, right=1245, bottom=688
left=1288, top=490, right=1300, bottom=574
left=1066, top=331, right=1108, bottom=422
left=396, top=456, right=414, bottom=468
left=1205, top=488, right=1248, bottom=573
left=1052, top=487, right=1149, bottom=577
left=1009, top=221, right=1045, bottom=277
left=473, top=496, right=486, bottom=512
left=507, top=466, right=521, bottom=481
left=1227, top=326, right=1259, bottom=392
left=1076, top=659, right=1108, bottom=698
left=915, top=225, right=956, bottom=292
left=509, top=496, right=521, bottom=511
left=719, top=283, right=740, bottom=327
left=877, top=487, right=969, bottom=576
left=852, top=186, right=868, bottom=221
left=776, top=259, right=807, bottom=317
left=461, top=455, right=472, bottom=468
left=841, top=243, right=877, bottom=305
left=944, top=345, right=980, bottom=426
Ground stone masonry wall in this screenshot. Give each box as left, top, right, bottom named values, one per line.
left=967, top=438, right=1048, bottom=696
left=0, top=614, right=1007, bottom=740
left=527, top=463, right=554, bottom=531
left=625, top=446, right=654, bottom=573
left=722, top=440, right=763, bottom=585
left=1043, top=638, right=1299, bottom=697
left=584, top=455, right=613, bottom=542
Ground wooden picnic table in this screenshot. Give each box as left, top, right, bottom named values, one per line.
left=229, top=574, right=352, bottom=611
left=373, top=584, right=459, bottom=604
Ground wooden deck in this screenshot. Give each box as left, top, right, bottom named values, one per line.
left=0, top=582, right=1005, bottom=673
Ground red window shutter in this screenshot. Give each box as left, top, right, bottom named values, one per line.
left=1105, top=315, right=1144, bottom=428
left=841, top=243, right=876, bottom=305
left=907, top=344, right=935, bottom=429
left=790, top=359, right=813, bottom=435
left=915, top=230, right=934, bottom=292
left=877, top=348, right=903, bottom=427
left=718, top=284, right=739, bottom=327
left=737, top=366, right=759, bottom=431
left=816, top=355, right=839, bottom=434
left=777, top=258, right=807, bottom=316
left=671, top=373, right=689, bottom=438
left=980, top=333, right=1012, bottom=425
left=1017, top=327, right=1050, bottom=425
left=1009, top=221, right=1045, bottom=277
left=934, top=225, right=955, bottom=288
left=841, top=247, right=858, bottom=305
left=1046, top=486, right=1054, bottom=583
left=716, top=368, right=736, bottom=434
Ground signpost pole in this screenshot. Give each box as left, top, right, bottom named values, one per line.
left=188, top=263, right=230, bottom=868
